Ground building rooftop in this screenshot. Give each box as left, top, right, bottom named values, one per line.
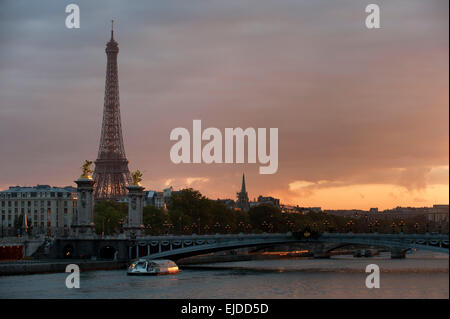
left=0, top=185, right=76, bottom=193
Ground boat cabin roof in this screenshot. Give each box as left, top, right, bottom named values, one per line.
left=135, top=259, right=177, bottom=267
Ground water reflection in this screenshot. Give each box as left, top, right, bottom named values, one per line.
left=0, top=251, right=447, bottom=299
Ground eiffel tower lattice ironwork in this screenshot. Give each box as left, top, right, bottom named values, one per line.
left=93, top=22, right=131, bottom=200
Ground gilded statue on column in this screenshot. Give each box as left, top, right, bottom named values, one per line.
left=80, top=160, right=93, bottom=179
left=131, top=170, right=143, bottom=186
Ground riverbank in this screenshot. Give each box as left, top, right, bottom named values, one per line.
left=0, top=259, right=127, bottom=276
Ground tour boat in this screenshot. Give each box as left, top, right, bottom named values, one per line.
left=127, top=258, right=179, bottom=276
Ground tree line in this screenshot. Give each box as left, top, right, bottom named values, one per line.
left=93, top=188, right=442, bottom=236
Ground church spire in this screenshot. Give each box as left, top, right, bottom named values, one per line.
left=237, top=173, right=250, bottom=212
left=241, top=173, right=246, bottom=193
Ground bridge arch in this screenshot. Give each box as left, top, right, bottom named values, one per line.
left=139, top=233, right=448, bottom=261
left=323, top=242, right=390, bottom=253
left=99, top=245, right=117, bottom=260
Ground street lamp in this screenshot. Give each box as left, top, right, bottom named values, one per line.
left=323, top=220, right=330, bottom=233
left=374, top=219, right=380, bottom=233
left=398, top=220, right=405, bottom=233
left=191, top=222, right=197, bottom=234
left=119, top=218, right=124, bottom=235
left=347, top=219, right=355, bottom=233
left=101, top=217, right=104, bottom=238
left=287, top=220, right=295, bottom=232
left=391, top=222, right=397, bottom=234
left=214, top=222, right=221, bottom=233
left=163, top=220, right=170, bottom=235
left=261, top=221, right=268, bottom=233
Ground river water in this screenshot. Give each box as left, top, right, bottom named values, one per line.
left=0, top=251, right=447, bottom=299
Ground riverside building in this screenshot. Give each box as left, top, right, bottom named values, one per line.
left=0, top=185, right=77, bottom=237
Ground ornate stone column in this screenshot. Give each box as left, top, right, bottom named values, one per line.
left=124, top=170, right=145, bottom=238
left=71, top=161, right=96, bottom=238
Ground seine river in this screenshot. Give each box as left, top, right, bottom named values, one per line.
left=0, top=251, right=447, bottom=299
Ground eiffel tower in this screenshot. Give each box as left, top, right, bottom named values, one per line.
left=93, top=21, right=131, bottom=200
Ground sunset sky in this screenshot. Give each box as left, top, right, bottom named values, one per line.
left=0, top=0, right=448, bottom=210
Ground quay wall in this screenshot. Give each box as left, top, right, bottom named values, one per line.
left=0, top=260, right=127, bottom=276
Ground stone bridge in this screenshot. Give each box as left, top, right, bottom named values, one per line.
left=49, top=232, right=449, bottom=261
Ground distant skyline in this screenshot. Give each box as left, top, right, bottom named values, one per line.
left=0, top=0, right=448, bottom=210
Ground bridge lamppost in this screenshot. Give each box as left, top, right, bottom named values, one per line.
left=163, top=220, right=171, bottom=235
left=225, top=224, right=231, bottom=234
left=323, top=220, right=330, bottom=233
left=204, top=224, right=210, bottom=234
left=261, top=221, right=268, bottom=233
left=374, top=219, right=380, bottom=233
left=347, top=220, right=355, bottom=233
left=399, top=220, right=405, bottom=233
left=414, top=222, right=420, bottom=234
left=238, top=221, right=245, bottom=233
left=245, top=223, right=252, bottom=233
left=190, top=222, right=197, bottom=234
left=214, top=222, right=221, bottom=234
left=145, top=224, right=151, bottom=236
left=119, top=218, right=125, bottom=235
left=391, top=222, right=397, bottom=234
left=101, top=217, right=110, bottom=238
left=287, top=220, right=295, bottom=232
